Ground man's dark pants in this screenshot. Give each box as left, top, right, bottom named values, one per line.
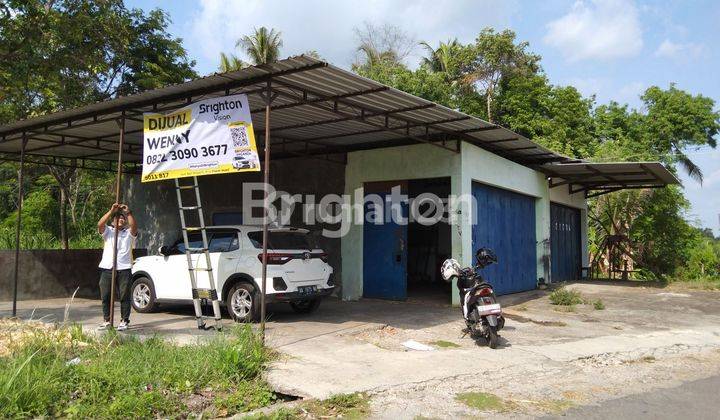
left=99, top=268, right=132, bottom=322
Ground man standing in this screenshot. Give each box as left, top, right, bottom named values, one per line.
left=97, top=203, right=138, bottom=331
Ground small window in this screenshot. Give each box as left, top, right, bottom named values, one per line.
left=209, top=231, right=239, bottom=252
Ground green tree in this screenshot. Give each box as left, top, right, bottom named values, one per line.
left=460, top=28, right=540, bottom=123
left=589, top=86, right=719, bottom=278
left=419, top=39, right=462, bottom=75
left=496, top=73, right=596, bottom=158
left=0, top=0, right=197, bottom=249
left=237, top=27, right=283, bottom=65
left=0, top=0, right=197, bottom=123
left=640, top=85, right=719, bottom=183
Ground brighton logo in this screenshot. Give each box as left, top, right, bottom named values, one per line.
left=241, top=183, right=477, bottom=238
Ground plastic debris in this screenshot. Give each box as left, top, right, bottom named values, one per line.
left=402, top=340, right=434, bottom=351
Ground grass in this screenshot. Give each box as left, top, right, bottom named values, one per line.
left=456, top=391, right=506, bottom=411
left=250, top=393, right=370, bottom=419
left=455, top=391, right=578, bottom=416
left=670, top=277, right=720, bottom=291
left=0, top=320, right=272, bottom=418
left=548, top=286, right=585, bottom=306
left=533, top=398, right=575, bottom=413
left=593, top=299, right=606, bottom=310
left=0, top=228, right=101, bottom=250
left=430, top=340, right=461, bottom=348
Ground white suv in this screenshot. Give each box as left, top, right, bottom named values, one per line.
left=130, top=226, right=335, bottom=322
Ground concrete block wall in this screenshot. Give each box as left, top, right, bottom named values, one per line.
left=0, top=249, right=146, bottom=301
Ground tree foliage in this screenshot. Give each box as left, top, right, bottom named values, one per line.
left=237, top=26, right=283, bottom=65
left=0, top=0, right=196, bottom=123
left=0, top=0, right=197, bottom=249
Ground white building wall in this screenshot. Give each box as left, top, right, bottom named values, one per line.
left=342, top=141, right=587, bottom=304
left=342, top=143, right=461, bottom=300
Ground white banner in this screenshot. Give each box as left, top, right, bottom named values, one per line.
left=141, top=94, right=260, bottom=182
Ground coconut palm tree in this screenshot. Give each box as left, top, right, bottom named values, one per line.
left=218, top=52, right=245, bottom=72
left=419, top=39, right=461, bottom=73
left=237, top=27, right=283, bottom=65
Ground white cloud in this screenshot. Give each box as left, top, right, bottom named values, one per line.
left=186, top=0, right=519, bottom=75
left=654, top=39, right=705, bottom=59
left=543, top=0, right=643, bottom=62
left=564, top=76, right=607, bottom=98
left=616, top=81, right=645, bottom=105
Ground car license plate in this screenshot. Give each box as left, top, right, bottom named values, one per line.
left=298, top=286, right=317, bottom=295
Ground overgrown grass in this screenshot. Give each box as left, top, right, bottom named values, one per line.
left=548, top=286, right=585, bottom=306
left=0, top=321, right=272, bottom=418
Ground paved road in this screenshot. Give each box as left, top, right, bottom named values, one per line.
left=546, top=375, right=720, bottom=420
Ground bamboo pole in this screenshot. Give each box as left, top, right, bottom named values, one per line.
left=108, top=116, right=126, bottom=327
left=260, top=81, right=272, bottom=341
left=11, top=134, right=28, bottom=317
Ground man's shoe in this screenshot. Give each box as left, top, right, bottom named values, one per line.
left=97, top=321, right=111, bottom=331
left=117, top=320, right=129, bottom=331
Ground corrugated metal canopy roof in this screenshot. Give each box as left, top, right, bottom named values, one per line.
left=0, top=55, right=678, bottom=191
left=541, top=162, right=679, bottom=196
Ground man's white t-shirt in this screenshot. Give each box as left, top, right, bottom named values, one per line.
left=98, top=226, right=136, bottom=270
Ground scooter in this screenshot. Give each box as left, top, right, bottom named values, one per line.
left=441, top=248, right=505, bottom=349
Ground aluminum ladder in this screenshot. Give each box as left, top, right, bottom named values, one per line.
left=174, top=177, right=222, bottom=330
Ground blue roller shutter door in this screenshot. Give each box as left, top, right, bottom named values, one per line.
left=550, top=203, right=581, bottom=282
left=471, top=182, right=537, bottom=295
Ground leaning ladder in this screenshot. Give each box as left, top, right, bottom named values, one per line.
left=174, top=177, right=222, bottom=330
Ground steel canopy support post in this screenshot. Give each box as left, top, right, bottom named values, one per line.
left=11, top=134, right=28, bottom=317
left=109, top=115, right=126, bottom=327
left=260, top=80, right=275, bottom=342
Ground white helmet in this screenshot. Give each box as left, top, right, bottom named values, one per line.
left=440, top=259, right=461, bottom=282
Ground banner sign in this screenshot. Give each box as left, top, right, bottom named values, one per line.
left=141, top=94, right=260, bottom=182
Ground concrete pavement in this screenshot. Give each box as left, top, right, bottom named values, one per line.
left=545, top=375, right=720, bottom=420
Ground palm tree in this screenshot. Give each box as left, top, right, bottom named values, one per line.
left=356, top=44, right=398, bottom=68
left=420, top=39, right=461, bottom=73
left=237, top=27, right=283, bottom=65
left=218, top=52, right=245, bottom=72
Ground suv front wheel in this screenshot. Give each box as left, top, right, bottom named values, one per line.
left=226, top=283, right=259, bottom=323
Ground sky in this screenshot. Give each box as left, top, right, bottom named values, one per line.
left=126, top=0, right=720, bottom=234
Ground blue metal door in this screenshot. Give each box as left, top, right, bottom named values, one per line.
left=550, top=203, right=581, bottom=282
left=471, top=182, right=537, bottom=295
left=363, top=182, right=407, bottom=300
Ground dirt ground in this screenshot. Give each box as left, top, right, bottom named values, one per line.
left=263, top=282, right=720, bottom=419
left=3, top=281, right=720, bottom=419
